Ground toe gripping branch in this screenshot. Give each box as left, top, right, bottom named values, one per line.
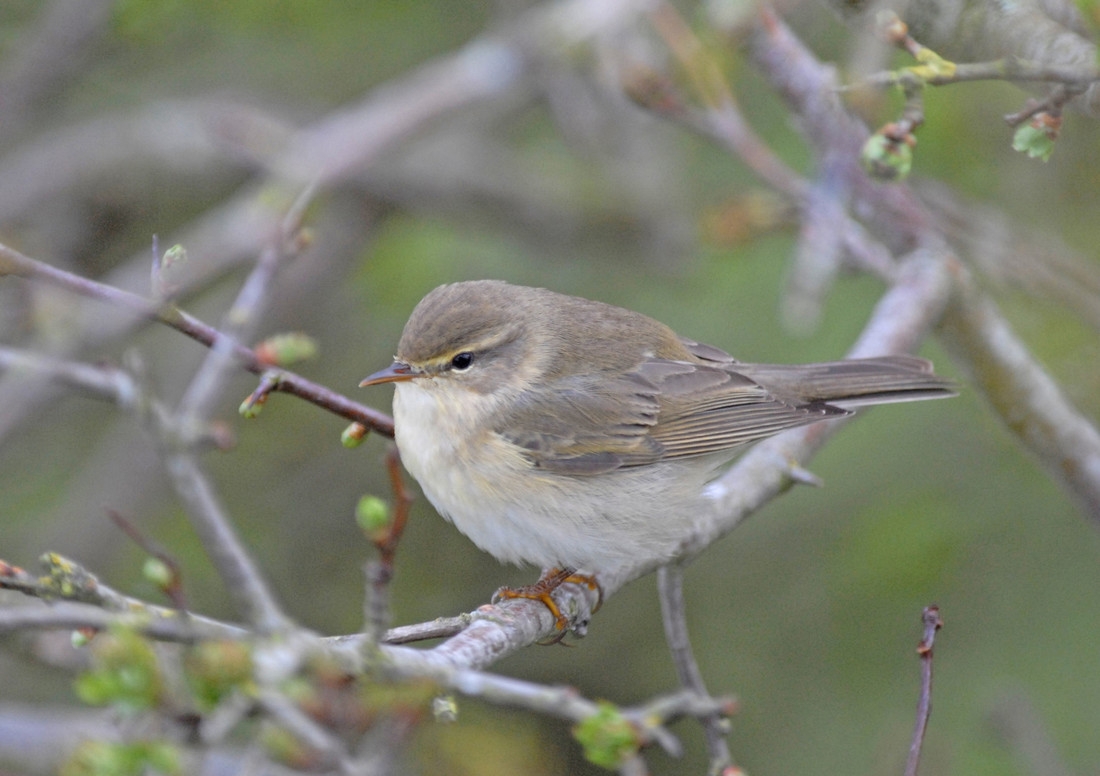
left=493, top=568, right=603, bottom=636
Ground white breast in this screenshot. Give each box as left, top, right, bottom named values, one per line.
left=391, top=380, right=711, bottom=572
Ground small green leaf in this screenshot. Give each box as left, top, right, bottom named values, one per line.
left=62, top=740, right=181, bottom=776
left=184, top=640, right=254, bottom=711
left=572, top=701, right=638, bottom=769
left=861, top=132, right=913, bottom=181
left=1012, top=121, right=1056, bottom=161
left=74, top=629, right=163, bottom=713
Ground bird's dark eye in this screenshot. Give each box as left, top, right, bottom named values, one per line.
left=450, top=352, right=474, bottom=371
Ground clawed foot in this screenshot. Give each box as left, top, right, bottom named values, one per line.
left=493, top=567, right=603, bottom=636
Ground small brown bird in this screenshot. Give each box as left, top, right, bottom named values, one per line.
left=363, top=280, right=954, bottom=621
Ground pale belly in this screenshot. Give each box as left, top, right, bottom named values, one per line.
left=392, top=382, right=712, bottom=572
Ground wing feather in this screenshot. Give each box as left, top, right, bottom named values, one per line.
left=499, top=358, right=846, bottom=475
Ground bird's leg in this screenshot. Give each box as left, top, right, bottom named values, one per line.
left=493, top=567, right=602, bottom=631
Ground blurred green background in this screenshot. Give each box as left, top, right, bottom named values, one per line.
left=1, top=1, right=1098, bottom=774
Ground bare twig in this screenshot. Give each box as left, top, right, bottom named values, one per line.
left=362, top=447, right=416, bottom=644
left=656, top=565, right=734, bottom=771
left=0, top=247, right=299, bottom=633
left=0, top=554, right=246, bottom=640
left=149, top=190, right=321, bottom=635
left=0, top=346, right=138, bottom=406
left=1003, top=91, right=1076, bottom=126
left=106, top=510, right=189, bottom=610
left=859, top=56, right=1100, bottom=90
left=157, top=445, right=291, bottom=634
left=377, top=448, right=414, bottom=569
left=0, top=600, right=245, bottom=643
left=905, top=605, right=943, bottom=776
left=254, top=688, right=353, bottom=771
left=175, top=184, right=315, bottom=425
left=377, top=655, right=733, bottom=762
left=0, top=241, right=395, bottom=436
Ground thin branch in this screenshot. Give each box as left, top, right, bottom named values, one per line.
left=0, top=600, right=245, bottom=643
left=175, top=184, right=315, bottom=425
left=747, top=7, right=935, bottom=248
left=0, top=0, right=115, bottom=143
left=0, top=346, right=138, bottom=406
left=905, top=605, right=943, bottom=776
left=0, top=241, right=395, bottom=436
left=106, top=509, right=189, bottom=610
left=362, top=448, right=416, bottom=644
left=859, top=56, right=1100, bottom=90
left=146, top=191, right=319, bottom=635
left=157, top=447, right=291, bottom=634
left=987, top=693, right=1075, bottom=776
left=637, top=2, right=902, bottom=290
left=376, top=654, right=733, bottom=761
left=656, top=565, right=733, bottom=771
left=254, top=688, right=353, bottom=771
left=938, top=265, right=1100, bottom=518
left=0, top=554, right=247, bottom=641
left=1003, top=89, right=1076, bottom=126
left=0, top=267, right=298, bottom=633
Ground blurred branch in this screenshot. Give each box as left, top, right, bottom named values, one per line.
left=0, top=241, right=395, bottom=436
left=938, top=265, right=1100, bottom=517
left=106, top=510, right=189, bottom=610
left=917, top=180, right=1100, bottom=332
left=744, top=8, right=1100, bottom=519
left=833, top=0, right=1100, bottom=116
left=0, top=345, right=138, bottom=406
left=657, top=564, right=733, bottom=772
left=379, top=615, right=472, bottom=645
left=147, top=195, right=302, bottom=633
left=987, top=692, right=1076, bottom=776
left=0, top=599, right=245, bottom=643
left=0, top=0, right=115, bottom=144
left=155, top=442, right=291, bottom=634
left=173, top=185, right=315, bottom=426
left=0, top=554, right=246, bottom=641
left=376, top=655, right=734, bottom=765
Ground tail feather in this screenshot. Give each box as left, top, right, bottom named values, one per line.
left=734, top=356, right=956, bottom=408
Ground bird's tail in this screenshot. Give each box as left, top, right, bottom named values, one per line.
left=735, top=355, right=956, bottom=408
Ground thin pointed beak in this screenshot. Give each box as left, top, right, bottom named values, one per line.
left=360, top=361, right=418, bottom=386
